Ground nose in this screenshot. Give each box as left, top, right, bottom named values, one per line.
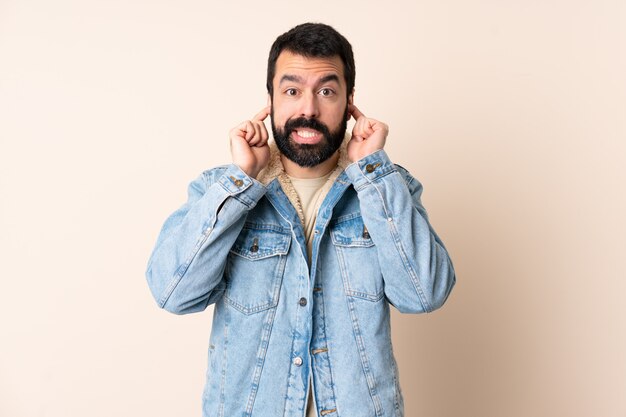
left=298, top=91, right=319, bottom=119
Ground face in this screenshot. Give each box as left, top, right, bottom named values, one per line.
left=270, top=51, right=352, bottom=167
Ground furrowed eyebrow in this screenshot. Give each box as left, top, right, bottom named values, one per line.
left=279, top=74, right=304, bottom=85
left=318, top=74, right=340, bottom=84
left=278, top=74, right=340, bottom=86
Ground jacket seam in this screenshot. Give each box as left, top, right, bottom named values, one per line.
left=281, top=328, right=300, bottom=417
left=386, top=213, right=432, bottom=312
left=158, top=223, right=215, bottom=308
left=334, top=244, right=384, bottom=416
left=345, top=294, right=384, bottom=417
left=244, top=298, right=280, bottom=415
left=218, top=314, right=229, bottom=417
left=313, top=283, right=340, bottom=417
left=368, top=174, right=431, bottom=312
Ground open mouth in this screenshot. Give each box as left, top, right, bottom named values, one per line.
left=291, top=128, right=323, bottom=144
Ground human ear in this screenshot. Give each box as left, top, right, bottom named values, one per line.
left=347, top=90, right=354, bottom=120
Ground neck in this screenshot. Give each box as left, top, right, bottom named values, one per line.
left=281, top=151, right=340, bottom=179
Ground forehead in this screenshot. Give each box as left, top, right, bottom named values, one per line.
left=274, top=50, right=345, bottom=85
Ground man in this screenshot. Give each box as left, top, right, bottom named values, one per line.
left=146, top=23, right=455, bottom=417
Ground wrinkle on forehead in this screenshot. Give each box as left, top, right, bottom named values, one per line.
left=275, top=51, right=344, bottom=84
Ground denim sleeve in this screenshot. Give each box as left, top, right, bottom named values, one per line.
left=146, top=164, right=266, bottom=314
left=344, top=150, right=456, bottom=314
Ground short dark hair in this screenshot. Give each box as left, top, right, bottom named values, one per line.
left=266, top=23, right=355, bottom=100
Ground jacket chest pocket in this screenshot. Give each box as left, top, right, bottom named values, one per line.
left=331, top=215, right=384, bottom=302
left=225, top=225, right=291, bottom=315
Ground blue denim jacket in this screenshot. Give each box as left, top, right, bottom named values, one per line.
left=146, top=147, right=455, bottom=417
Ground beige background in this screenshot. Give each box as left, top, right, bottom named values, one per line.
left=1, top=0, right=625, bottom=416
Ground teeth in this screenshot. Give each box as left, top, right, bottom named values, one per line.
left=297, top=130, right=317, bottom=138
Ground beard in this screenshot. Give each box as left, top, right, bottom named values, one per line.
left=271, top=106, right=348, bottom=168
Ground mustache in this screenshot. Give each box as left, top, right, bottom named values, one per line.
left=283, top=117, right=331, bottom=137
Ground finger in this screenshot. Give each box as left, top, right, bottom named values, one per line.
left=349, top=104, right=365, bottom=121
left=253, top=105, right=271, bottom=122
left=244, top=121, right=254, bottom=141
left=249, top=122, right=262, bottom=146
left=364, top=120, right=375, bottom=136
left=369, top=119, right=388, bottom=135
left=353, top=118, right=369, bottom=138
left=232, top=121, right=248, bottom=139
left=258, top=121, right=269, bottom=145
left=229, top=133, right=248, bottom=154
left=351, top=125, right=361, bottom=138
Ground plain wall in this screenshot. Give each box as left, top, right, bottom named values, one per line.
left=1, top=0, right=624, bottom=416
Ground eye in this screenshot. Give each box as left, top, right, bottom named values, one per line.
left=285, top=88, right=298, bottom=96
left=319, top=88, right=335, bottom=97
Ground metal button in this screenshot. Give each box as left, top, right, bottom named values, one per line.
left=250, top=238, right=259, bottom=253
left=293, top=356, right=303, bottom=366
left=365, top=162, right=381, bottom=173
left=299, top=297, right=307, bottom=306
left=230, top=176, right=244, bottom=187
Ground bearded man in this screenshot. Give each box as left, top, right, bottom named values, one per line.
left=147, top=22, right=456, bottom=417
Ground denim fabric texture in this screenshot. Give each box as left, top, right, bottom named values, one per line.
left=146, top=149, right=456, bottom=417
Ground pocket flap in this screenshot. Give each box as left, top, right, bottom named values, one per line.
left=230, top=225, right=291, bottom=260
left=331, top=215, right=375, bottom=247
